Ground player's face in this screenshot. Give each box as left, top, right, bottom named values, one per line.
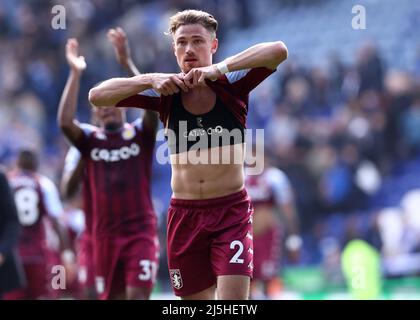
left=93, top=106, right=124, bottom=131
left=173, top=24, right=218, bottom=73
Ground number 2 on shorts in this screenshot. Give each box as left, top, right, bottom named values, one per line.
left=229, top=240, right=244, bottom=264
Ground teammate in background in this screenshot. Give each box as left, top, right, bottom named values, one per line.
left=89, top=10, right=288, bottom=299
left=3, top=150, right=75, bottom=300
left=61, top=146, right=96, bottom=300
left=0, top=168, right=24, bottom=298
left=245, top=150, right=301, bottom=299
left=60, top=27, right=141, bottom=300
left=60, top=53, right=99, bottom=299
left=57, top=29, right=159, bottom=299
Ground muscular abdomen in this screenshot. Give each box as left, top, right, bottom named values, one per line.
left=171, top=144, right=245, bottom=200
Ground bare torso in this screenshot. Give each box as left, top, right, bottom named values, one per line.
left=170, top=87, right=245, bottom=200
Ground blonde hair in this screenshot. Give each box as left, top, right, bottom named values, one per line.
left=167, top=9, right=218, bottom=38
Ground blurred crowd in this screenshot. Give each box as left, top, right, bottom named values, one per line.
left=1, top=0, right=420, bottom=277
left=257, top=43, right=420, bottom=228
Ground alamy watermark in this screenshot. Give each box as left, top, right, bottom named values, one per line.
left=51, top=265, right=66, bottom=290
left=352, top=5, right=366, bottom=30
left=153, top=123, right=265, bottom=175
left=51, top=5, right=66, bottom=30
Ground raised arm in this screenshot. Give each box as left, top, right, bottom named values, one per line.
left=57, top=38, right=86, bottom=144
left=184, top=41, right=288, bottom=87
left=89, top=72, right=188, bottom=108
left=91, top=29, right=188, bottom=108
left=108, top=27, right=140, bottom=77
left=223, top=41, right=288, bottom=72
left=108, top=27, right=159, bottom=131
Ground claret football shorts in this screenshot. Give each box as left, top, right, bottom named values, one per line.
left=167, top=189, right=254, bottom=297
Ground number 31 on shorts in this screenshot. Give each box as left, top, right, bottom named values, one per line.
left=138, top=259, right=158, bottom=282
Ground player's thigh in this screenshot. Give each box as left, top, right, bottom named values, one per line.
left=217, top=275, right=250, bottom=300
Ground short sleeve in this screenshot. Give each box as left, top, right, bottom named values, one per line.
left=116, top=89, right=163, bottom=113
left=226, top=67, right=276, bottom=95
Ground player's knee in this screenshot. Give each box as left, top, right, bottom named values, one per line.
left=217, top=275, right=250, bottom=300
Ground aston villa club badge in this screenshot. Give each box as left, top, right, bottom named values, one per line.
left=169, top=269, right=183, bottom=289
left=122, top=126, right=135, bottom=140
